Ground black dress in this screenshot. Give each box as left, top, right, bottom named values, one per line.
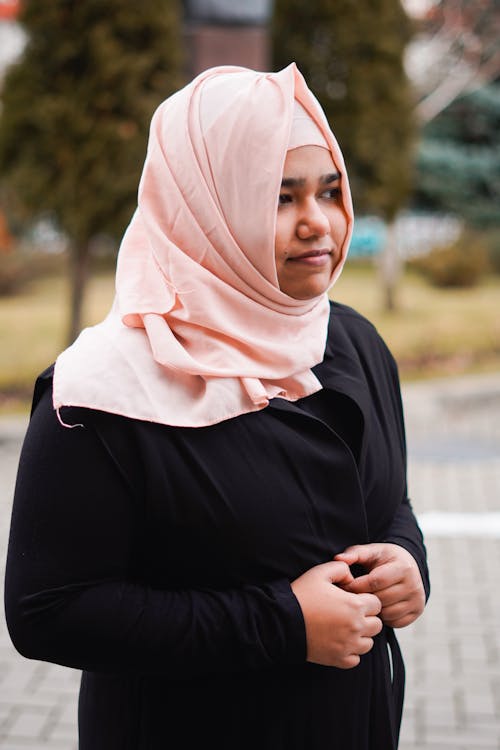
left=5, top=302, right=430, bottom=749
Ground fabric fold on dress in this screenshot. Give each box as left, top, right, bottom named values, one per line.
left=53, top=62, right=354, bottom=427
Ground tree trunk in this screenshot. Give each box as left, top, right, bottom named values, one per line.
left=67, top=238, right=91, bottom=346
left=378, top=220, right=402, bottom=312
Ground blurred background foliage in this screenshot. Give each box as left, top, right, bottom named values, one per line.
left=0, top=0, right=184, bottom=341
left=272, top=0, right=416, bottom=222
left=0, top=0, right=499, bottom=412
left=414, top=83, right=500, bottom=227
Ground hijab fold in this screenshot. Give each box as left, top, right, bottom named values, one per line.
left=53, top=63, right=354, bottom=427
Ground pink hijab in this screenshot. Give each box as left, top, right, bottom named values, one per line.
left=53, top=63, right=354, bottom=427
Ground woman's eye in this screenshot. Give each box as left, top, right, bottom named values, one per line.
left=278, top=193, right=293, bottom=206
left=322, top=187, right=341, bottom=201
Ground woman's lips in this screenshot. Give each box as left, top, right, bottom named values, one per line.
left=288, top=249, right=332, bottom=266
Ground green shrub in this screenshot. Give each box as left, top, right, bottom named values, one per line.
left=408, top=233, right=490, bottom=288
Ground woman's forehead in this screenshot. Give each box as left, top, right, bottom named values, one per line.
left=282, top=145, right=338, bottom=177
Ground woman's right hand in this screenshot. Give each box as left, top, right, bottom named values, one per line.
left=291, top=561, right=383, bottom=669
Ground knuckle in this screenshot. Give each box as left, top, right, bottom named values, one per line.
left=350, top=596, right=364, bottom=615
left=336, top=560, right=350, bottom=576
left=370, top=594, right=382, bottom=613
left=373, top=617, right=383, bottom=635
left=341, top=655, right=360, bottom=670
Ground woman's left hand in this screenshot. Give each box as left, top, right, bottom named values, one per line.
left=334, top=543, right=426, bottom=628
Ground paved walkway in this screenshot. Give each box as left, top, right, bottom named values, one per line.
left=0, top=371, right=499, bottom=749
left=397, top=373, right=500, bottom=750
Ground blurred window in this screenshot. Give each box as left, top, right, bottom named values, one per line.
left=184, top=0, right=273, bottom=25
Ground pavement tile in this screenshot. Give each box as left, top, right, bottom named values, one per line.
left=5, top=707, right=50, bottom=740
left=423, top=728, right=499, bottom=747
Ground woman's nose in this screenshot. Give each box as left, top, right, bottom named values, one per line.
left=296, top=199, right=330, bottom=239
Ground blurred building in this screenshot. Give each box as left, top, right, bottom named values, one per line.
left=0, top=2, right=275, bottom=83
left=183, top=0, right=274, bottom=75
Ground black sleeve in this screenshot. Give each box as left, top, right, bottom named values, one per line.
left=4, top=382, right=305, bottom=678
left=384, top=496, right=431, bottom=602
left=380, top=343, right=431, bottom=602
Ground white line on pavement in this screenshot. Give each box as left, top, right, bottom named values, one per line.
left=417, top=511, right=500, bottom=537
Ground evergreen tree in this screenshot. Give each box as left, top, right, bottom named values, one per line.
left=272, top=0, right=415, bottom=222
left=0, top=0, right=184, bottom=342
left=414, top=82, right=500, bottom=228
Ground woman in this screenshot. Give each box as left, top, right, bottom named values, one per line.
left=5, top=63, right=429, bottom=749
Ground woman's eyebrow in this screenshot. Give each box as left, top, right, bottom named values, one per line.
left=280, top=172, right=341, bottom=188
left=281, top=177, right=306, bottom=188
left=321, top=172, right=341, bottom=184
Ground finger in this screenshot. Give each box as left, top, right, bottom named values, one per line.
left=322, top=560, right=355, bottom=586
left=382, top=592, right=425, bottom=623
left=383, top=612, right=419, bottom=629
left=345, top=562, right=402, bottom=595
left=334, top=545, right=368, bottom=565
left=337, top=654, right=361, bottom=670
left=380, top=602, right=420, bottom=628
left=343, top=573, right=373, bottom=594
left=356, top=637, right=374, bottom=656
left=357, top=592, right=382, bottom=616
left=376, top=584, right=408, bottom=608
left=335, top=544, right=384, bottom=568
left=350, top=581, right=408, bottom=608
left=334, top=550, right=358, bottom=564
left=364, top=614, right=383, bottom=638
left=380, top=601, right=414, bottom=624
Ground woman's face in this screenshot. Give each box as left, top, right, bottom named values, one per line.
left=274, top=145, right=348, bottom=300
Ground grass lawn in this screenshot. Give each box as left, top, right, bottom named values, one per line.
left=332, top=261, right=500, bottom=379
left=1, top=262, right=499, bottom=415
left=0, top=271, right=114, bottom=413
